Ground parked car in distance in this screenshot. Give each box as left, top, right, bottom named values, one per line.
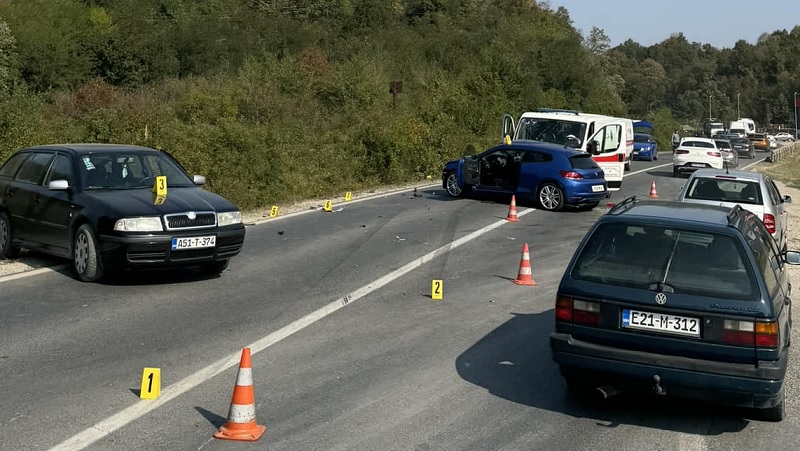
left=551, top=196, right=799, bottom=421
left=0, top=144, right=246, bottom=282
left=673, top=137, right=723, bottom=177
left=442, top=140, right=608, bottom=211
left=774, top=132, right=795, bottom=141
left=730, top=136, right=756, bottom=159
left=750, top=133, right=769, bottom=150
left=713, top=139, right=739, bottom=168
left=768, top=135, right=778, bottom=150
left=632, top=133, right=659, bottom=161
left=676, top=169, right=791, bottom=251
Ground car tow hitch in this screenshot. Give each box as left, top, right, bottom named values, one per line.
left=596, top=385, right=621, bottom=399
left=653, top=375, right=666, bottom=395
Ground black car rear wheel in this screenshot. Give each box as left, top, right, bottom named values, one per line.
left=73, top=224, right=104, bottom=282
left=538, top=183, right=564, bottom=211
left=445, top=172, right=464, bottom=197
left=0, top=211, right=21, bottom=259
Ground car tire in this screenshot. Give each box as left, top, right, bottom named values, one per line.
left=625, top=159, right=631, bottom=171
left=761, top=391, right=785, bottom=422
left=200, top=259, right=229, bottom=274
left=648, top=154, right=654, bottom=162
left=750, top=150, right=755, bottom=159
left=444, top=172, right=464, bottom=198
left=0, top=211, right=21, bottom=259
left=538, top=183, right=564, bottom=211
left=73, top=224, right=104, bottom=282
left=654, top=152, right=658, bottom=161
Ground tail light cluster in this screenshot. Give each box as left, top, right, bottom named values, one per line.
left=556, top=295, right=600, bottom=326
left=723, top=319, right=779, bottom=347
left=559, top=170, right=583, bottom=180
left=763, top=214, right=776, bottom=234
left=707, top=151, right=721, bottom=157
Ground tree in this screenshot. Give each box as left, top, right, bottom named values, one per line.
left=583, top=26, right=610, bottom=55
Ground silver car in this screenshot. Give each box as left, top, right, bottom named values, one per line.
left=676, top=169, right=791, bottom=250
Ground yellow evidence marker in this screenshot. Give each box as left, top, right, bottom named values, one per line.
left=431, top=279, right=443, bottom=300
left=152, top=194, right=166, bottom=206
left=153, top=175, right=167, bottom=196
left=269, top=205, right=279, bottom=218
left=323, top=200, right=332, bottom=212
left=344, top=191, right=352, bottom=202
left=140, top=367, right=161, bottom=399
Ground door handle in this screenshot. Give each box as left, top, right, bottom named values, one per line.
left=33, top=194, right=41, bottom=203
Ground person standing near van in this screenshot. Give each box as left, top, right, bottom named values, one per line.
left=672, top=130, right=681, bottom=153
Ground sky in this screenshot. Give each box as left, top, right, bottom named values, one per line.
left=549, top=0, right=800, bottom=49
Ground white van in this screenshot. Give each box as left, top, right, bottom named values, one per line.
left=728, top=120, right=747, bottom=138
left=502, top=109, right=633, bottom=190
left=739, top=118, right=756, bottom=136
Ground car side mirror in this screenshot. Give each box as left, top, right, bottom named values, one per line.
left=784, top=250, right=800, bottom=265
left=48, top=179, right=70, bottom=191
left=586, top=140, right=599, bottom=155
left=193, top=175, right=206, bottom=186
left=784, top=195, right=792, bottom=204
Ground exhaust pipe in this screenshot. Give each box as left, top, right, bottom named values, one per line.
left=595, top=385, right=621, bottom=399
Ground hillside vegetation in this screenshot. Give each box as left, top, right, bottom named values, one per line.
left=0, top=1, right=799, bottom=208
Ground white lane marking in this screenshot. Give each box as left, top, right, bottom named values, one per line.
left=49, top=208, right=535, bottom=451
left=0, top=265, right=68, bottom=284
left=625, top=162, right=673, bottom=177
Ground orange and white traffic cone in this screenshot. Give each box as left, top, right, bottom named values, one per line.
left=512, top=243, right=538, bottom=286
left=214, top=348, right=267, bottom=442
left=506, top=195, right=520, bottom=222
left=649, top=180, right=659, bottom=198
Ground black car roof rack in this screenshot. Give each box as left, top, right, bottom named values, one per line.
left=607, top=195, right=637, bottom=215
left=536, top=108, right=582, bottom=115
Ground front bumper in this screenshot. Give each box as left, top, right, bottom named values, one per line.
left=550, top=332, right=786, bottom=408
left=99, top=225, right=246, bottom=269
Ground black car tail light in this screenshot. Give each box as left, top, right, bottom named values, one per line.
left=723, top=319, right=779, bottom=348
left=555, top=295, right=599, bottom=326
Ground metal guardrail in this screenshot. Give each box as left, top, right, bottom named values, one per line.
left=769, top=142, right=797, bottom=163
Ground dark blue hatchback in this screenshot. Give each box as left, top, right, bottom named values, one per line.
left=550, top=197, right=800, bottom=421
left=442, top=140, right=608, bottom=211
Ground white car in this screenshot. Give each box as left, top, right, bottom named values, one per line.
left=774, top=132, right=795, bottom=141
left=673, top=137, right=723, bottom=177
left=768, top=134, right=778, bottom=149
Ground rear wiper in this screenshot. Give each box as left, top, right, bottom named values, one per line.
left=649, top=232, right=681, bottom=293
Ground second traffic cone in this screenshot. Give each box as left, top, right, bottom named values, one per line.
left=506, top=195, right=520, bottom=222
left=512, top=243, right=538, bottom=286
left=214, top=348, right=267, bottom=442
left=649, top=180, right=659, bottom=198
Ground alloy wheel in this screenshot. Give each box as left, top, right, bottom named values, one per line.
left=446, top=173, right=462, bottom=197
left=540, top=185, right=562, bottom=210
left=74, top=232, right=89, bottom=274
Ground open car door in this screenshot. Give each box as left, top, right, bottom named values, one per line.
left=501, top=114, right=516, bottom=142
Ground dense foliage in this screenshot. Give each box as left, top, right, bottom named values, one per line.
left=0, top=0, right=797, bottom=209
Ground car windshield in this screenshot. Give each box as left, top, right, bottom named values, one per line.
left=81, top=152, right=194, bottom=189
left=633, top=134, right=650, bottom=143
left=516, top=118, right=587, bottom=147
left=681, top=141, right=714, bottom=148
left=568, top=154, right=599, bottom=169
left=685, top=177, right=762, bottom=205
left=572, top=223, right=758, bottom=300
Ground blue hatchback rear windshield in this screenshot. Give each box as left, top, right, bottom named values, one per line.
left=568, top=154, right=599, bottom=169
left=571, top=223, right=758, bottom=300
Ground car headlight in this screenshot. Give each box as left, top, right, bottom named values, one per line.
left=114, top=216, right=163, bottom=232
left=217, top=211, right=242, bottom=227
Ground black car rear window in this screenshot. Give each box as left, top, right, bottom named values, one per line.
left=568, top=154, right=599, bottom=169
left=684, top=177, right=762, bottom=205
left=571, top=223, right=758, bottom=300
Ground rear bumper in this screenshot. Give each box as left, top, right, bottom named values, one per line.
left=564, top=183, right=609, bottom=205
left=550, top=332, right=786, bottom=408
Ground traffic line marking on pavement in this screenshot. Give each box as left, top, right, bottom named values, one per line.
left=48, top=208, right=535, bottom=451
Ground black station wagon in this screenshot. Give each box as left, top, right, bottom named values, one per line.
left=0, top=144, right=245, bottom=282
left=550, top=196, right=799, bottom=421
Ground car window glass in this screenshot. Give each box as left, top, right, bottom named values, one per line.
left=0, top=153, right=29, bottom=178
left=685, top=178, right=761, bottom=205
left=15, top=152, right=54, bottom=185
left=597, top=125, right=621, bottom=153
left=743, top=215, right=780, bottom=295
left=767, top=178, right=782, bottom=205
left=521, top=151, right=552, bottom=163
left=46, top=154, right=74, bottom=184
left=572, top=223, right=758, bottom=300
left=568, top=154, right=599, bottom=169
left=82, top=152, right=193, bottom=188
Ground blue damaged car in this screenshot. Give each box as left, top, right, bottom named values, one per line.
left=441, top=140, right=608, bottom=211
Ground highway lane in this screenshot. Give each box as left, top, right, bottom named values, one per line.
left=3, top=150, right=797, bottom=450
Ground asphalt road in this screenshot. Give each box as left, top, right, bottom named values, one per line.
left=1, top=148, right=798, bottom=451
